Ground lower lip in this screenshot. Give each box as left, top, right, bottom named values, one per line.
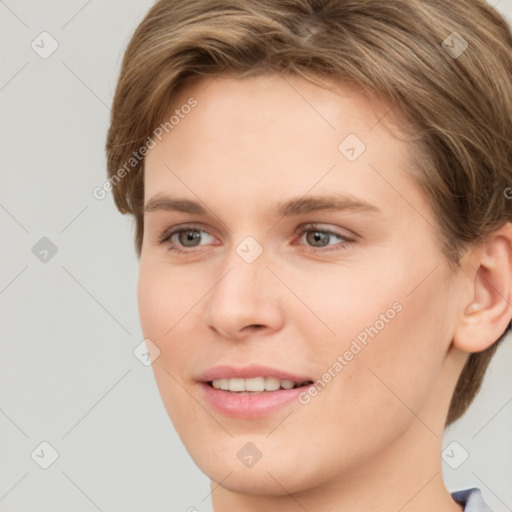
left=199, top=382, right=309, bottom=418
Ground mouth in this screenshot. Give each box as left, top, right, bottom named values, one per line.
left=197, top=364, right=316, bottom=417
left=207, top=376, right=314, bottom=394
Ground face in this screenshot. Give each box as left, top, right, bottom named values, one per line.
left=138, top=73, right=465, bottom=495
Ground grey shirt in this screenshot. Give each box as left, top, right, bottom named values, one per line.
left=451, top=488, right=493, bottom=512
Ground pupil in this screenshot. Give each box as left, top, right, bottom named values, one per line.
left=180, top=230, right=201, bottom=246
left=307, top=231, right=329, bottom=247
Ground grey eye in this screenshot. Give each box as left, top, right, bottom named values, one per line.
left=176, top=230, right=203, bottom=247
left=305, top=230, right=332, bottom=247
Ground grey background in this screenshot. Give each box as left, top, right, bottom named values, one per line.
left=1, top=1, right=511, bottom=511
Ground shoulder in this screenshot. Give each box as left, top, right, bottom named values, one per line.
left=451, top=488, right=494, bottom=512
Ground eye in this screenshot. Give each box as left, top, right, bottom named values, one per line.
left=295, top=224, right=356, bottom=252
left=158, top=224, right=216, bottom=253
left=157, top=223, right=356, bottom=254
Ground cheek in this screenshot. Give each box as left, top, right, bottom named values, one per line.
left=137, top=261, right=202, bottom=338
left=136, top=262, right=206, bottom=391
left=136, top=263, right=205, bottom=426
left=321, top=265, right=454, bottom=439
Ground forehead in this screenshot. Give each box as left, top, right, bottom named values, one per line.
left=160, top=73, right=407, bottom=147
left=147, top=73, right=412, bottom=162
left=143, top=73, right=427, bottom=222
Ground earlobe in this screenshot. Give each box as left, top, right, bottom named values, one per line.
left=454, top=223, right=512, bottom=353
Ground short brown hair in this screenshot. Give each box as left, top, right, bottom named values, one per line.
left=105, top=0, right=512, bottom=425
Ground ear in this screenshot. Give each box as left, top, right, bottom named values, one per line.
left=453, top=223, right=512, bottom=353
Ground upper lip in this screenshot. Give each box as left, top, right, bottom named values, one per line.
left=197, top=364, right=314, bottom=383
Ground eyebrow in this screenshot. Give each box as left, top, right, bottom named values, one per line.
left=143, top=193, right=381, bottom=217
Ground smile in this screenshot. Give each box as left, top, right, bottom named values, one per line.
left=210, top=376, right=313, bottom=393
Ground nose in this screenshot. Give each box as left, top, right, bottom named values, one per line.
left=203, top=250, right=285, bottom=340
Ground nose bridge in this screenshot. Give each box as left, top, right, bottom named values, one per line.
left=204, top=240, right=284, bottom=337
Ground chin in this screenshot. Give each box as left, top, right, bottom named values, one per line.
left=198, top=458, right=311, bottom=496
left=185, top=435, right=332, bottom=497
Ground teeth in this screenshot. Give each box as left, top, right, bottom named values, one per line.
left=211, top=377, right=305, bottom=392
left=264, top=377, right=280, bottom=391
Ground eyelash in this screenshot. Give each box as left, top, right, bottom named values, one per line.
left=157, top=223, right=357, bottom=254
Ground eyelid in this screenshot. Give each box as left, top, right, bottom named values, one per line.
left=157, top=222, right=216, bottom=244
left=294, top=222, right=357, bottom=240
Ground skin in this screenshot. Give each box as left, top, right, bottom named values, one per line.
left=137, top=73, right=512, bottom=512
